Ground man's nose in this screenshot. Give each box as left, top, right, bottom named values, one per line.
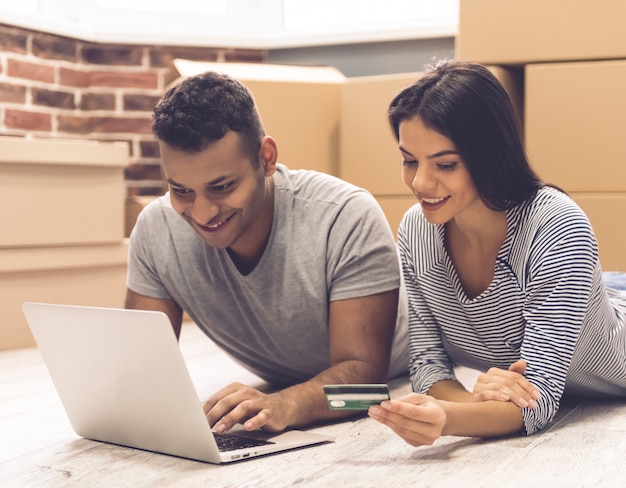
left=187, top=197, right=219, bottom=225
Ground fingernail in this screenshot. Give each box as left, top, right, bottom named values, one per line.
left=519, top=398, right=529, bottom=408
left=529, top=399, right=538, bottom=409
left=215, top=424, right=226, bottom=434
left=499, top=393, right=510, bottom=401
left=532, top=390, right=541, bottom=399
left=244, top=421, right=254, bottom=431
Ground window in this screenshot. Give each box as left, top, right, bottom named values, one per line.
left=0, top=0, right=458, bottom=48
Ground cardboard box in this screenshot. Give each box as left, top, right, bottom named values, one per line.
left=340, top=67, right=524, bottom=195
left=173, top=60, right=345, bottom=176
left=0, top=242, right=128, bottom=350
left=340, top=72, right=423, bottom=195
left=572, top=193, right=626, bottom=272
left=487, top=66, right=524, bottom=133
left=525, top=61, right=626, bottom=192
left=125, top=196, right=158, bottom=237
left=1, top=137, right=128, bottom=247
left=457, top=0, right=626, bottom=64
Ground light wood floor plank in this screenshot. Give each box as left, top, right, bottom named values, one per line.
left=1, top=322, right=625, bottom=487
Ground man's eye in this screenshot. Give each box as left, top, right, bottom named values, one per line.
left=172, top=187, right=192, bottom=197
left=210, top=183, right=232, bottom=193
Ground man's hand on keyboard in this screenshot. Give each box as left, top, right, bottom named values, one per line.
left=203, top=382, right=296, bottom=434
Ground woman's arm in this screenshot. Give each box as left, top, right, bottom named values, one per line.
left=368, top=386, right=525, bottom=446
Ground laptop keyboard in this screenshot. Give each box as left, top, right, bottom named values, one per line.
left=214, top=432, right=275, bottom=452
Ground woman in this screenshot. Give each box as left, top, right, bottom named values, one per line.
left=368, top=59, right=626, bottom=445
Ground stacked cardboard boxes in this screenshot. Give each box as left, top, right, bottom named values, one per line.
left=340, top=72, right=421, bottom=235
left=457, top=0, right=626, bottom=271
left=1, top=138, right=129, bottom=350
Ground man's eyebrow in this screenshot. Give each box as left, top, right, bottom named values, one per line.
left=398, top=145, right=458, bottom=160
left=166, top=177, right=185, bottom=187
left=166, top=175, right=230, bottom=188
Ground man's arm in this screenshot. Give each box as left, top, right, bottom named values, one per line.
left=125, top=288, right=184, bottom=339
left=206, top=288, right=399, bottom=433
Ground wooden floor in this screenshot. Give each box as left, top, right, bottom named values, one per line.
left=1, top=322, right=625, bottom=487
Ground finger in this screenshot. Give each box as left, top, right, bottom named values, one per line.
left=477, top=369, right=541, bottom=406
left=214, top=400, right=267, bottom=434
left=473, top=382, right=511, bottom=402
left=369, top=401, right=442, bottom=446
left=377, top=398, right=445, bottom=430
left=202, top=382, right=245, bottom=414
left=204, top=385, right=262, bottom=427
left=508, top=360, right=542, bottom=403
left=242, top=408, right=272, bottom=432
left=508, top=359, right=527, bottom=375
left=476, top=383, right=540, bottom=408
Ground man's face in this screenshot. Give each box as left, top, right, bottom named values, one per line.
left=160, top=132, right=275, bottom=257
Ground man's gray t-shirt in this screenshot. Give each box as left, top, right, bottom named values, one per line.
left=127, top=165, right=408, bottom=384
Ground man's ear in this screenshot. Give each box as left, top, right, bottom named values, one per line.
left=259, top=136, right=278, bottom=176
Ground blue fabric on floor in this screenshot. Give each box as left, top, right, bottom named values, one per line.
left=603, top=271, right=626, bottom=291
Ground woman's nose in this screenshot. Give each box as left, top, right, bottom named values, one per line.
left=412, top=166, right=436, bottom=193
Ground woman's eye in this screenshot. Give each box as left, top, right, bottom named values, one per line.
left=402, top=159, right=417, bottom=167
left=438, top=163, right=457, bottom=171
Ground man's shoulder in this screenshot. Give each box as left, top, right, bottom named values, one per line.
left=136, top=193, right=174, bottom=221
left=133, top=193, right=188, bottom=238
left=276, top=164, right=372, bottom=205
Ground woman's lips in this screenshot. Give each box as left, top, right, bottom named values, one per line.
left=419, top=196, right=449, bottom=211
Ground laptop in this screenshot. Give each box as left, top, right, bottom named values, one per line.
left=22, top=302, right=333, bottom=463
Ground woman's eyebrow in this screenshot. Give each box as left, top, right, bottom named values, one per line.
left=398, top=145, right=414, bottom=157
left=398, top=145, right=458, bottom=159
left=426, top=150, right=459, bottom=159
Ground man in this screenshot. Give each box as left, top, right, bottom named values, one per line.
left=126, top=71, right=408, bottom=435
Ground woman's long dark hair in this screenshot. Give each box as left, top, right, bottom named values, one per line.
left=389, top=59, right=543, bottom=210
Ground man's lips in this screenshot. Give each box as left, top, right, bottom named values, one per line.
left=194, top=213, right=235, bottom=232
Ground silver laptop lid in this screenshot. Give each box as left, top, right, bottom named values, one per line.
left=22, top=302, right=222, bottom=463
left=22, top=302, right=333, bottom=464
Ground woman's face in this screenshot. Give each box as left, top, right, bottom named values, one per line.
left=398, top=117, right=484, bottom=225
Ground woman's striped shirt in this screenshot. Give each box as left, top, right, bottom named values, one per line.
left=398, top=186, right=626, bottom=435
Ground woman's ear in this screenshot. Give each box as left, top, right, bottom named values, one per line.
left=259, top=136, right=278, bottom=176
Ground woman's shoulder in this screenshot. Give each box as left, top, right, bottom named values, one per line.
left=510, top=186, right=597, bottom=263
left=516, top=186, right=592, bottom=232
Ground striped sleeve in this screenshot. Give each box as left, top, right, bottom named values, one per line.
left=516, top=194, right=598, bottom=433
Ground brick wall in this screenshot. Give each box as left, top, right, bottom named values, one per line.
left=0, top=23, right=265, bottom=197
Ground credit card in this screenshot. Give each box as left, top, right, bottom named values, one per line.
left=323, top=384, right=390, bottom=410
